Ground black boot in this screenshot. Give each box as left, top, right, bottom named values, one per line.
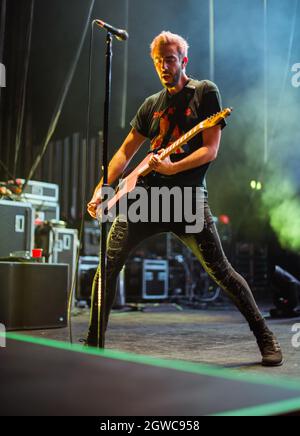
left=251, top=320, right=283, bottom=367
left=85, top=336, right=99, bottom=348
left=79, top=337, right=98, bottom=348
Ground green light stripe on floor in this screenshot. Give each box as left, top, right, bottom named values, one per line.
left=213, top=396, right=300, bottom=416
left=3, top=331, right=300, bottom=396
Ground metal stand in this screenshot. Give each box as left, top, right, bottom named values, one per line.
left=97, top=32, right=113, bottom=348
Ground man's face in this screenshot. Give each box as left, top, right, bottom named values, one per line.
left=153, top=44, right=187, bottom=89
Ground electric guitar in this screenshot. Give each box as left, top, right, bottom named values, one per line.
left=98, top=107, right=233, bottom=217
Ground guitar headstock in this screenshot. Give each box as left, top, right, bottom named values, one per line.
left=203, top=107, right=233, bottom=128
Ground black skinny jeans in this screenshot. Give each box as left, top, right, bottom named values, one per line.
left=88, top=200, right=264, bottom=339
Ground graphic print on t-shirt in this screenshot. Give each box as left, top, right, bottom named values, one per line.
left=150, top=106, right=187, bottom=154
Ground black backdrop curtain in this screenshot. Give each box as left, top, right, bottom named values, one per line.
left=0, top=0, right=35, bottom=181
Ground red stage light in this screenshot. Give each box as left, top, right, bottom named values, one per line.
left=219, top=215, right=230, bottom=225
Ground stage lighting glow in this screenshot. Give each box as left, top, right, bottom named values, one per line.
left=262, top=177, right=300, bottom=251
left=250, top=181, right=263, bottom=191
left=219, top=214, right=230, bottom=225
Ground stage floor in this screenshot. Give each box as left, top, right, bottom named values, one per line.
left=10, top=303, right=300, bottom=376
left=1, top=304, right=300, bottom=416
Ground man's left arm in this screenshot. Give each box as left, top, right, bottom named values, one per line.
left=172, top=124, right=221, bottom=173
left=149, top=124, right=221, bottom=175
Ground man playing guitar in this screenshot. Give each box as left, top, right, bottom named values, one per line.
left=86, top=31, right=282, bottom=366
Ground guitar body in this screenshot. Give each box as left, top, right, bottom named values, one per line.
left=106, top=153, right=153, bottom=212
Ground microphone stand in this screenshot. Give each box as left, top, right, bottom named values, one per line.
left=97, top=32, right=113, bottom=348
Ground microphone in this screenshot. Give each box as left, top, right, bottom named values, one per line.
left=94, top=19, right=129, bottom=41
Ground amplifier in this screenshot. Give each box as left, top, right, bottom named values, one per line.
left=83, top=221, right=100, bottom=256
left=0, top=262, right=68, bottom=330
left=125, top=258, right=169, bottom=302
left=35, top=225, right=79, bottom=295
left=77, top=256, right=125, bottom=307
left=0, top=200, right=34, bottom=258
left=77, top=256, right=99, bottom=301
left=20, top=180, right=59, bottom=203
left=30, top=199, right=60, bottom=222
left=48, top=228, right=79, bottom=293
left=142, top=259, right=169, bottom=299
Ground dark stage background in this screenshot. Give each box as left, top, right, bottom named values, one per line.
left=0, top=0, right=300, bottom=278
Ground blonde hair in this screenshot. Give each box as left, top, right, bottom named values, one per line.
left=150, top=31, right=189, bottom=60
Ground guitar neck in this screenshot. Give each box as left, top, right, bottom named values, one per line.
left=138, top=119, right=205, bottom=177
left=159, top=120, right=206, bottom=161
left=138, top=107, right=232, bottom=178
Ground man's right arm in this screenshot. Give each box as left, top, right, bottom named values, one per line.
left=87, top=128, right=146, bottom=218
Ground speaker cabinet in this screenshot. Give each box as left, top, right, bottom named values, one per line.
left=0, top=262, right=69, bottom=330
left=0, top=200, right=34, bottom=257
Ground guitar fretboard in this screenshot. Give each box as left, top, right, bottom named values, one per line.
left=159, top=120, right=205, bottom=160
left=138, top=108, right=232, bottom=177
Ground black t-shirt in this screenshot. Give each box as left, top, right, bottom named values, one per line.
left=130, top=79, right=226, bottom=190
